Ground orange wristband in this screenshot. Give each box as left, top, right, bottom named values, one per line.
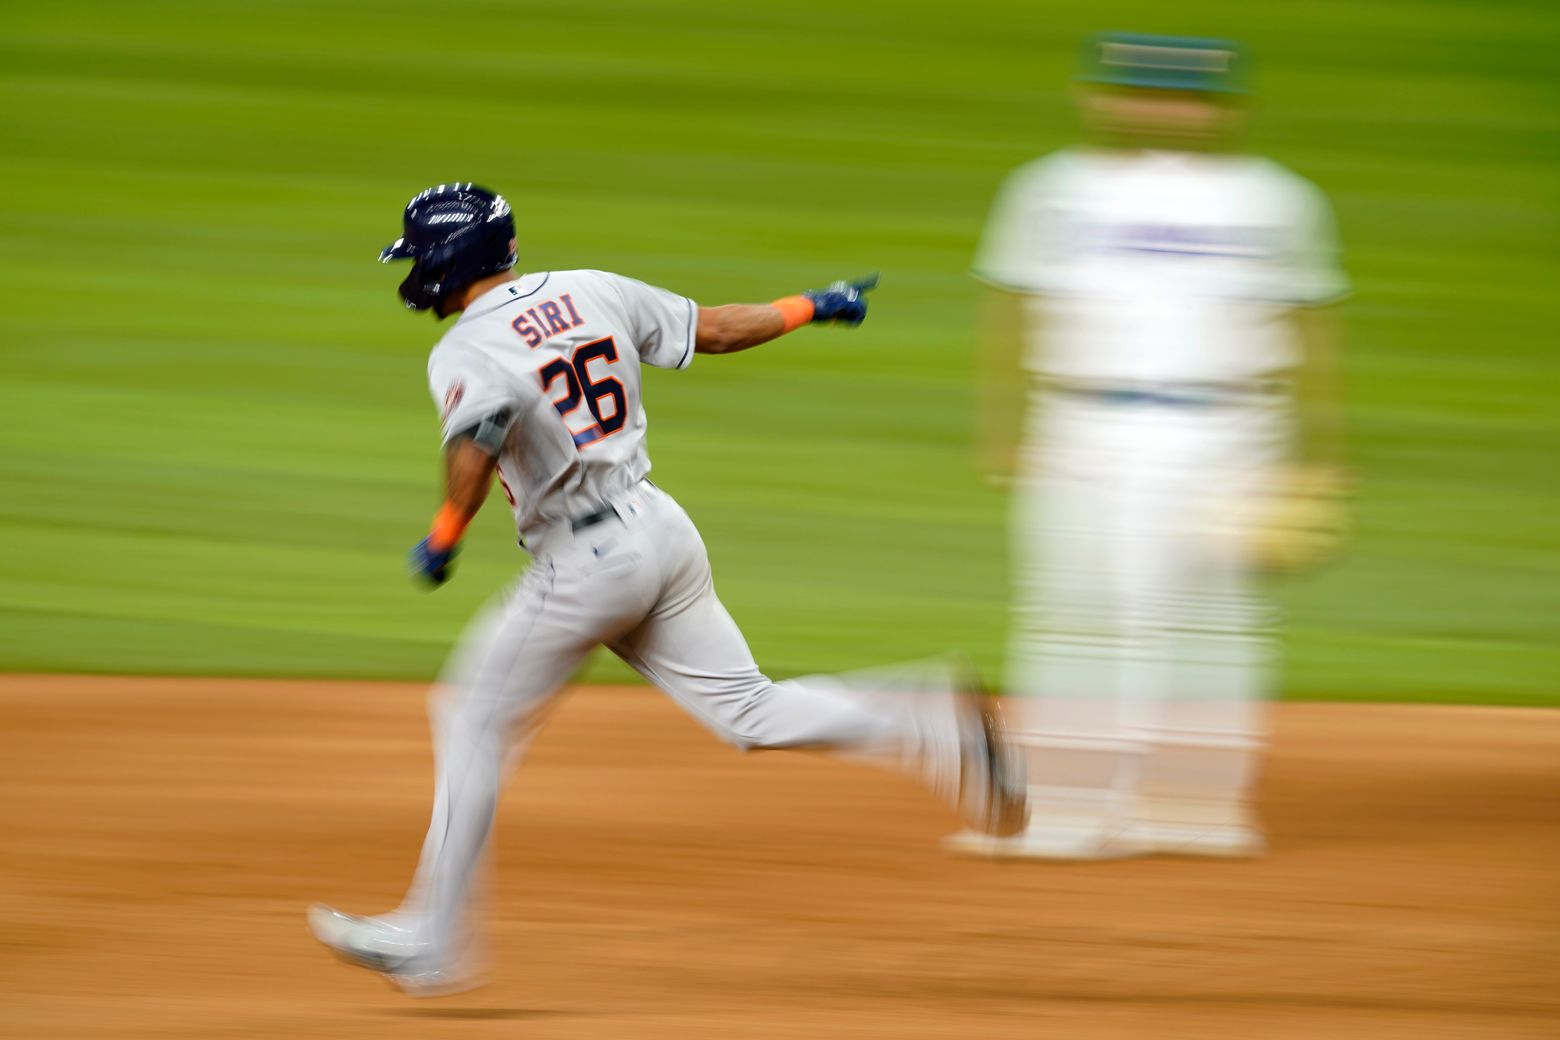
left=771, top=295, right=815, bottom=334
left=428, top=502, right=471, bottom=552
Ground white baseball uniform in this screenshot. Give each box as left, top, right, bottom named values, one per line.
left=393, top=270, right=974, bottom=957
left=968, top=148, right=1346, bottom=856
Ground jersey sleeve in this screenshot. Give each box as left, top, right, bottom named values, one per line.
left=605, top=273, right=698, bottom=370
left=428, top=339, right=525, bottom=446
left=971, top=159, right=1066, bottom=294
left=1275, top=177, right=1350, bottom=306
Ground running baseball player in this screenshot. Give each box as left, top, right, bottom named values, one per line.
left=308, top=183, right=1027, bottom=994
left=946, top=35, right=1348, bottom=859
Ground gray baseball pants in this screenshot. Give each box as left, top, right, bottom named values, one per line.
left=394, top=482, right=963, bottom=955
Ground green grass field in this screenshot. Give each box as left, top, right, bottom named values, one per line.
left=2, top=0, right=1556, bottom=703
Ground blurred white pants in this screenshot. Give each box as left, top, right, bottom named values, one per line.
left=395, top=483, right=964, bottom=956
left=1006, top=390, right=1287, bottom=853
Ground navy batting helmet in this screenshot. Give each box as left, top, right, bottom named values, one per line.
left=380, top=183, right=517, bottom=314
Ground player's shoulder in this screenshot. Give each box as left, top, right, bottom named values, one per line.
left=546, top=268, right=627, bottom=291
left=997, top=149, right=1089, bottom=194
left=531, top=268, right=635, bottom=306
left=1236, top=156, right=1334, bottom=206
left=426, top=306, right=520, bottom=379
left=426, top=323, right=480, bottom=379
left=562, top=270, right=695, bottom=315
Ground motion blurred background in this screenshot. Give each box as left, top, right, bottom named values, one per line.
left=2, top=0, right=1556, bottom=703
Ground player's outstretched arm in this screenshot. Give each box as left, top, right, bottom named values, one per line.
left=408, top=426, right=505, bottom=586
left=695, top=274, right=878, bottom=356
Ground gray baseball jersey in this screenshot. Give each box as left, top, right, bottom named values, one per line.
left=428, top=269, right=697, bottom=544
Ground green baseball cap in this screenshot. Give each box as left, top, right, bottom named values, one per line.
left=1077, top=32, right=1249, bottom=94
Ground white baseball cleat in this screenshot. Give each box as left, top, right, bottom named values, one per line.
left=306, top=904, right=481, bottom=998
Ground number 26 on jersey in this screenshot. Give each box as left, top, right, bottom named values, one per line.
left=539, top=337, right=626, bottom=448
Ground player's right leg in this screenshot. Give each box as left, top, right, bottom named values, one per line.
left=608, top=490, right=1026, bottom=837
left=947, top=438, right=1158, bottom=860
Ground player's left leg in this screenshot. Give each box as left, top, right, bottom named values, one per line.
left=395, top=593, right=592, bottom=948
left=311, top=573, right=597, bottom=994
left=312, top=520, right=662, bottom=993
left=1134, top=455, right=1275, bottom=857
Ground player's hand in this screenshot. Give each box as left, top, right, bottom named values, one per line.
left=1248, top=464, right=1351, bottom=574
left=804, top=274, right=878, bottom=326
left=409, top=537, right=458, bottom=586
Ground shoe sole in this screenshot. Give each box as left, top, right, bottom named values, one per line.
left=308, top=904, right=484, bottom=998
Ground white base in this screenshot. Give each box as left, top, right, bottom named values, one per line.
left=1129, top=821, right=1266, bottom=858
left=942, top=823, right=1150, bottom=861
left=943, top=820, right=1265, bottom=861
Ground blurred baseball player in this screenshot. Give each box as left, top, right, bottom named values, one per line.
left=948, top=35, right=1348, bottom=859
left=308, top=183, right=1026, bottom=994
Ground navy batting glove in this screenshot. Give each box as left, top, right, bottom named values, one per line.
left=409, top=537, right=457, bottom=586
left=804, top=273, right=878, bottom=326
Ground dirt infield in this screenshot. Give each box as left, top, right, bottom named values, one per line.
left=1, top=676, right=1555, bottom=1039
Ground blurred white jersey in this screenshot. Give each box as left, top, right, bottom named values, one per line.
left=973, top=149, right=1347, bottom=384
left=963, top=147, right=1350, bottom=859
left=427, top=269, right=697, bottom=545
